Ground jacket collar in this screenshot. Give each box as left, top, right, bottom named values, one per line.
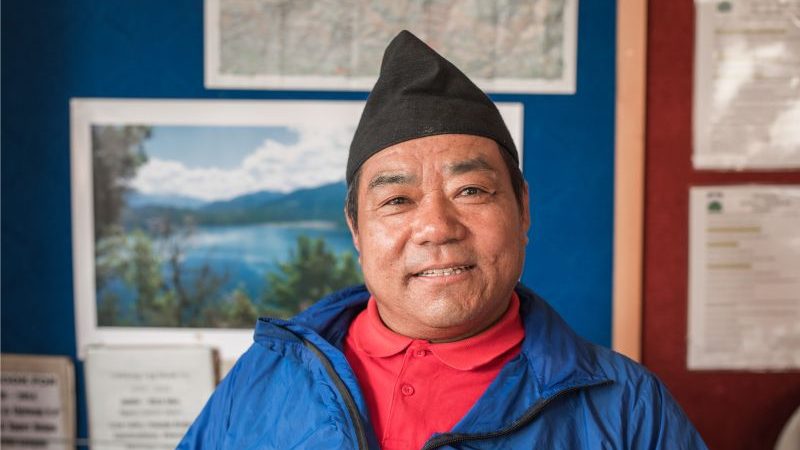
left=257, top=284, right=608, bottom=386
left=255, top=283, right=611, bottom=433
left=255, top=284, right=370, bottom=347
left=447, top=284, right=612, bottom=435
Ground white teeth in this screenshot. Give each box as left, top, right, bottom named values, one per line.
left=416, top=266, right=471, bottom=277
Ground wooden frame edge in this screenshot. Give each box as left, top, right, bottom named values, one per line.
left=612, top=0, right=647, bottom=361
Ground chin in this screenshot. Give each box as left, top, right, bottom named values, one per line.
left=416, top=299, right=483, bottom=329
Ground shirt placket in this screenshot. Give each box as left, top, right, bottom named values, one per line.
left=382, top=339, right=432, bottom=449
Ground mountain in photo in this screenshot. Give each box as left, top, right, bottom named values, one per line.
left=126, top=191, right=208, bottom=209
left=201, top=190, right=284, bottom=212
left=122, top=181, right=348, bottom=229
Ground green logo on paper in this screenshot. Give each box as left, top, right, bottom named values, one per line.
left=717, top=1, right=732, bottom=13
left=708, top=201, right=723, bottom=213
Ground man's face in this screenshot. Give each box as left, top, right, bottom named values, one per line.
left=347, top=134, right=530, bottom=341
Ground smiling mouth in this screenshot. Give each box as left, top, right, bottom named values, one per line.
left=414, top=265, right=475, bottom=277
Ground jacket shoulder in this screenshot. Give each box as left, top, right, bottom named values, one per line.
left=178, top=336, right=362, bottom=449
left=512, top=284, right=707, bottom=448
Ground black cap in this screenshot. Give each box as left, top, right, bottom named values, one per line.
left=346, top=30, right=518, bottom=185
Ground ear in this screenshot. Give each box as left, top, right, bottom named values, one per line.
left=344, top=207, right=361, bottom=255
left=520, top=181, right=531, bottom=245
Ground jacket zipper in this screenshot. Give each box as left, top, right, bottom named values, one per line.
left=420, top=380, right=612, bottom=450
left=294, top=332, right=370, bottom=450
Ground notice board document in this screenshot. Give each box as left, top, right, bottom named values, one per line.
left=0, top=355, right=75, bottom=450
left=688, top=185, right=800, bottom=370
left=693, top=0, right=800, bottom=169
left=84, top=346, right=216, bottom=449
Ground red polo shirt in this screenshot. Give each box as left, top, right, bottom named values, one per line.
left=343, top=294, right=524, bottom=450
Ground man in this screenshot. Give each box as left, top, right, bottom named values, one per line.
left=179, top=30, right=707, bottom=449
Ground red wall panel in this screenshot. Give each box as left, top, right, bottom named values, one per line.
left=643, top=1, right=800, bottom=449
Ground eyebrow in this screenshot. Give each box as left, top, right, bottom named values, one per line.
left=367, top=173, right=417, bottom=190
left=366, top=157, right=495, bottom=190
left=446, top=157, right=495, bottom=175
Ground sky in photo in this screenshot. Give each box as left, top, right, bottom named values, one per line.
left=132, top=121, right=355, bottom=201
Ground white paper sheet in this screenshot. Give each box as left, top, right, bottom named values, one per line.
left=0, top=355, right=75, bottom=450
left=688, top=185, right=800, bottom=370
left=84, top=346, right=216, bottom=449
left=693, top=0, right=800, bottom=169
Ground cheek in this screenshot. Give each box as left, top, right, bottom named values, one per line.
left=476, top=215, right=526, bottom=266
left=363, top=220, right=407, bottom=250
left=358, top=223, right=406, bottom=267
left=477, top=208, right=517, bottom=237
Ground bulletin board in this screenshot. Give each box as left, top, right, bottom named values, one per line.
left=643, top=1, right=800, bottom=449
left=1, top=0, right=617, bottom=442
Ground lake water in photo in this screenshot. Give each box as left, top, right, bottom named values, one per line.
left=162, top=221, right=359, bottom=298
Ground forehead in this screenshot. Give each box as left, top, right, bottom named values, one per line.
left=359, top=134, right=505, bottom=177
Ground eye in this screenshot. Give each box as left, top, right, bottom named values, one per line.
left=384, top=196, right=410, bottom=206
left=459, top=186, right=486, bottom=197
left=455, top=185, right=495, bottom=203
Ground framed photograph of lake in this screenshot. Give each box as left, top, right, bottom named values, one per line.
left=70, top=99, right=524, bottom=361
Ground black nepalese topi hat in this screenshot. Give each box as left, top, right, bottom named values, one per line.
left=346, top=30, right=518, bottom=186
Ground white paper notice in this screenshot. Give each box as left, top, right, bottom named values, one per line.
left=688, top=185, right=800, bottom=370
left=1, top=374, right=68, bottom=449
left=85, top=346, right=216, bottom=449
left=693, top=0, right=800, bottom=170
left=0, top=355, right=75, bottom=450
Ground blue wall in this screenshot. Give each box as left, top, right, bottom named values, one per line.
left=1, top=0, right=616, bottom=440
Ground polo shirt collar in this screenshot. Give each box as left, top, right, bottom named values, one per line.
left=354, top=293, right=524, bottom=371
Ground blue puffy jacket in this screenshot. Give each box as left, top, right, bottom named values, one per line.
left=178, top=284, right=707, bottom=449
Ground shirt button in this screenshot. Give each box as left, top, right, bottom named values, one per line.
left=414, top=349, right=427, bottom=357
left=401, top=384, right=415, bottom=396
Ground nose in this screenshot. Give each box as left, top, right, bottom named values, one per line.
left=410, top=194, right=467, bottom=246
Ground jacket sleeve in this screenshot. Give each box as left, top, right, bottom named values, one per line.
left=627, top=373, right=708, bottom=450
left=176, top=353, right=244, bottom=450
